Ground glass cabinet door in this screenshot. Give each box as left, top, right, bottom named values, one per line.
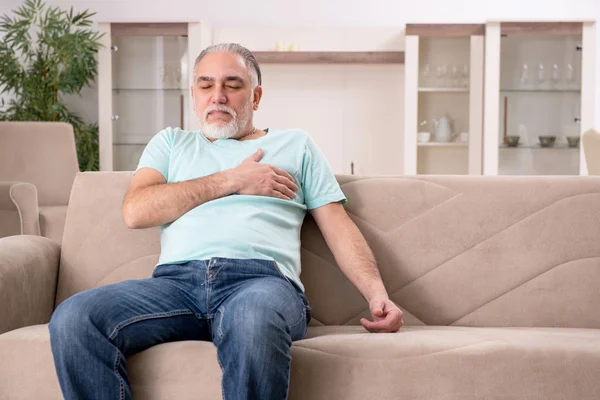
left=417, top=36, right=471, bottom=174
left=496, top=27, right=582, bottom=175
left=404, top=24, right=485, bottom=176
left=111, top=34, right=188, bottom=171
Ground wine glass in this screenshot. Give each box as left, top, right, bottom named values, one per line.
left=436, top=65, right=448, bottom=87
left=461, top=64, right=469, bottom=88
left=552, top=64, right=560, bottom=86
left=520, top=63, right=529, bottom=86
left=449, top=65, right=459, bottom=88
left=566, top=63, right=575, bottom=87
left=421, top=64, right=431, bottom=88
left=537, top=63, right=545, bottom=85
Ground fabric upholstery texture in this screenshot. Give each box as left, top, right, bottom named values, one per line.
left=0, top=182, right=40, bottom=238
left=583, top=129, right=600, bottom=175
left=0, top=235, right=60, bottom=335
left=0, top=122, right=78, bottom=243
left=2, top=172, right=600, bottom=399
left=1, top=325, right=598, bottom=400
left=38, top=206, right=68, bottom=245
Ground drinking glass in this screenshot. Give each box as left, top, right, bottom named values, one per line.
left=552, top=64, right=560, bottom=85
left=537, top=63, right=545, bottom=84
left=436, top=65, right=448, bottom=87
left=421, top=64, right=431, bottom=87
left=461, top=64, right=469, bottom=88
left=520, top=63, right=529, bottom=85
left=566, top=63, right=575, bottom=86
left=451, top=65, right=459, bottom=88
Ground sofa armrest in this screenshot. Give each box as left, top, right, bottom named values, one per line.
left=0, top=181, right=40, bottom=236
left=0, top=235, right=60, bottom=334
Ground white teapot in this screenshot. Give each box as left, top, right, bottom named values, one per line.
left=433, top=115, right=454, bottom=142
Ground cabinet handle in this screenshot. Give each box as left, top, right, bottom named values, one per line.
left=111, top=45, right=119, bottom=52
left=350, top=161, right=355, bottom=175
left=111, top=114, right=119, bottom=121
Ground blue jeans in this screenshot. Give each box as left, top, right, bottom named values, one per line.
left=49, top=258, right=311, bottom=400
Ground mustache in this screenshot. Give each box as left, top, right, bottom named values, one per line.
left=204, top=104, right=237, bottom=120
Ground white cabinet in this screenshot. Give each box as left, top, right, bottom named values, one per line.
left=403, top=24, right=485, bottom=175
left=97, top=22, right=209, bottom=171
left=483, top=21, right=597, bottom=175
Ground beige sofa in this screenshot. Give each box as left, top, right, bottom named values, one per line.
left=0, top=122, right=79, bottom=243
left=1, top=172, right=600, bottom=399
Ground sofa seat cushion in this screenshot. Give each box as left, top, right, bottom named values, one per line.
left=1, top=325, right=599, bottom=400
left=39, top=206, right=67, bottom=245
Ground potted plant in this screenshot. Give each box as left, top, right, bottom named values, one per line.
left=0, top=0, right=103, bottom=171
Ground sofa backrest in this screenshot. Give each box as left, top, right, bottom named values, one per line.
left=57, top=172, right=600, bottom=328
left=0, top=122, right=79, bottom=206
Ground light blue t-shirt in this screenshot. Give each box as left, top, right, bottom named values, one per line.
left=136, top=127, right=346, bottom=292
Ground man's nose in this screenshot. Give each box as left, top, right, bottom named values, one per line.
left=211, top=87, right=227, bottom=104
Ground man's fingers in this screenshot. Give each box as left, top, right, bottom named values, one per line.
left=272, top=172, right=299, bottom=192
left=272, top=166, right=296, bottom=186
left=372, top=302, right=385, bottom=317
left=243, top=148, right=263, bottom=163
left=270, top=190, right=290, bottom=201
left=361, top=309, right=404, bottom=333
left=272, top=182, right=296, bottom=199
left=361, top=318, right=390, bottom=333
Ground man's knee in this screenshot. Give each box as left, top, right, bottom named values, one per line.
left=216, top=291, right=300, bottom=348
left=49, top=290, right=108, bottom=341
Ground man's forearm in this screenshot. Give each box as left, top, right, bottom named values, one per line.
left=123, top=170, right=235, bottom=229
left=323, top=213, right=388, bottom=302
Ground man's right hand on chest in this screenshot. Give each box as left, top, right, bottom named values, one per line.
left=227, top=149, right=298, bottom=201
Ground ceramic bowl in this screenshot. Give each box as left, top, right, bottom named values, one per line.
left=505, top=135, right=520, bottom=147
left=417, top=132, right=431, bottom=143
left=539, top=136, right=557, bottom=148
left=566, top=136, right=580, bottom=148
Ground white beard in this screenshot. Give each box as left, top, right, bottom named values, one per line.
left=200, top=102, right=253, bottom=140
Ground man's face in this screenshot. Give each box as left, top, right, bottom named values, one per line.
left=191, top=52, right=262, bottom=139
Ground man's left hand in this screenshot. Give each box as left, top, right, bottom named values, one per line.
left=360, top=297, right=404, bottom=333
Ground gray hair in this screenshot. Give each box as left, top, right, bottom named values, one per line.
left=194, top=43, right=262, bottom=88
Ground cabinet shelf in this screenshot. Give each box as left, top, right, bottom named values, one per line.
left=418, top=142, right=468, bottom=147
left=253, top=51, right=405, bottom=64
left=418, top=87, right=469, bottom=93
left=499, top=144, right=579, bottom=149
left=499, top=88, right=580, bottom=93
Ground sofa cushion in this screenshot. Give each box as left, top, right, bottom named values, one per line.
left=1, top=324, right=599, bottom=400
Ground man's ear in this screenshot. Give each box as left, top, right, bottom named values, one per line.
left=252, top=86, right=263, bottom=110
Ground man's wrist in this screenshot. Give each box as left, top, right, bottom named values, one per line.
left=364, top=283, right=389, bottom=303
left=220, top=169, right=239, bottom=195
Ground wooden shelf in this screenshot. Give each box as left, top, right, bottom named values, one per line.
left=418, top=142, right=468, bottom=147
left=253, top=51, right=405, bottom=64
left=500, top=22, right=582, bottom=36
left=419, top=87, right=469, bottom=93
left=406, top=24, right=485, bottom=37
